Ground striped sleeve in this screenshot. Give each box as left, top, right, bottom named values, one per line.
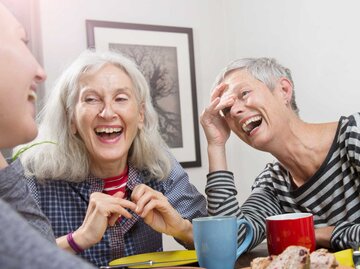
left=206, top=171, right=239, bottom=216
left=331, top=221, right=360, bottom=249
left=344, top=113, right=360, bottom=170
left=330, top=113, right=360, bottom=249
left=205, top=170, right=283, bottom=250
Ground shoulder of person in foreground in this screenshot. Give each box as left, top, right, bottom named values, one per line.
left=0, top=157, right=55, bottom=242
left=0, top=198, right=96, bottom=269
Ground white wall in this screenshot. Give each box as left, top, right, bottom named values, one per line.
left=37, top=0, right=360, bottom=250
left=225, top=0, right=360, bottom=122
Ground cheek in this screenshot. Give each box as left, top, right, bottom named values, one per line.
left=225, top=117, right=235, bottom=129
left=72, top=110, right=92, bottom=134
left=121, top=104, right=142, bottom=121
left=226, top=118, right=244, bottom=137
left=244, top=95, right=256, bottom=106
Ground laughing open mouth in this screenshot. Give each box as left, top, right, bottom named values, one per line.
left=28, top=91, right=37, bottom=102
left=242, top=115, right=262, bottom=135
left=95, top=127, right=123, bottom=139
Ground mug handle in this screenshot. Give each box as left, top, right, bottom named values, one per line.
left=236, top=219, right=254, bottom=259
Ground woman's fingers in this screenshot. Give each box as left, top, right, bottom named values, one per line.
left=131, top=184, right=166, bottom=216
left=130, top=184, right=146, bottom=203
left=210, top=83, right=228, bottom=101
left=215, top=94, right=235, bottom=113
left=76, top=192, right=139, bottom=248
left=113, top=191, right=125, bottom=199
left=108, top=213, right=120, bottom=226
left=88, top=192, right=136, bottom=220
left=140, top=199, right=167, bottom=218
left=132, top=185, right=153, bottom=215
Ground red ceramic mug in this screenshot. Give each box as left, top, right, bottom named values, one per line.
left=266, top=213, right=316, bottom=255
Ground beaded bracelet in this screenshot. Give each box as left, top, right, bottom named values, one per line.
left=66, top=232, right=84, bottom=253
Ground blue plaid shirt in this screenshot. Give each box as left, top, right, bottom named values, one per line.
left=27, top=160, right=207, bottom=267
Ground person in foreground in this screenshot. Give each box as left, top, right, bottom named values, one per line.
left=17, top=49, right=207, bottom=266
left=0, top=2, right=96, bottom=268
left=200, top=57, right=360, bottom=252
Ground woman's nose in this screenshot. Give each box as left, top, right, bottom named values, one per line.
left=98, top=103, right=116, bottom=119
left=229, top=98, right=245, bottom=117
left=35, top=64, right=47, bottom=83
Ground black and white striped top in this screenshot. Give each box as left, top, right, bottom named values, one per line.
left=205, top=113, right=360, bottom=251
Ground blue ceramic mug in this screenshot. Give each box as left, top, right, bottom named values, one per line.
left=193, top=216, right=253, bottom=269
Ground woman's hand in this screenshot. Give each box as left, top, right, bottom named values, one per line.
left=200, top=83, right=234, bottom=171
left=58, top=192, right=137, bottom=252
left=131, top=184, right=193, bottom=246
left=200, top=83, right=233, bottom=147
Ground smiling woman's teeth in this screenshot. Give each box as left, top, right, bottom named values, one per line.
left=242, top=115, right=262, bottom=133
left=95, top=127, right=122, bottom=133
left=29, top=91, right=37, bottom=102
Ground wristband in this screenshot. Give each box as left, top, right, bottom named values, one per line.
left=66, top=232, right=84, bottom=253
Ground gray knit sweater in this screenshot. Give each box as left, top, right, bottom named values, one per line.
left=0, top=159, right=96, bottom=269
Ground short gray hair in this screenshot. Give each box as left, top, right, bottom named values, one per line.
left=214, top=57, right=299, bottom=114
left=18, top=50, right=171, bottom=182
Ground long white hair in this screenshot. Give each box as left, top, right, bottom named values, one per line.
left=17, top=50, right=172, bottom=182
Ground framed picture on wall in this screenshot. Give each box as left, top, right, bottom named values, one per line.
left=86, top=20, right=201, bottom=168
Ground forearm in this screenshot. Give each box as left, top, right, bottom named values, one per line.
left=315, top=226, right=335, bottom=249
left=57, top=235, right=76, bottom=254
left=205, top=170, right=238, bottom=216
left=208, top=144, right=227, bottom=172
left=56, top=229, right=93, bottom=254
left=206, top=172, right=283, bottom=251
left=331, top=221, right=360, bottom=250
left=172, top=218, right=194, bottom=249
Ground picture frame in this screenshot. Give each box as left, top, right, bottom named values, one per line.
left=86, top=20, right=201, bottom=168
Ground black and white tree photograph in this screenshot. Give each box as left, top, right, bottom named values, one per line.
left=109, top=43, right=183, bottom=148
left=87, top=20, right=201, bottom=167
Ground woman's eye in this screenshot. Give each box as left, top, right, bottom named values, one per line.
left=22, top=38, right=29, bottom=45
left=84, top=96, right=99, bottom=103
left=241, top=90, right=250, bottom=98
left=115, top=96, right=128, bottom=102
left=221, top=106, right=231, bottom=116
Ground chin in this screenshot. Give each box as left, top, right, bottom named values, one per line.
left=20, top=127, right=38, bottom=145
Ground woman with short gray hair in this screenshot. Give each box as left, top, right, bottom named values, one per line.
left=201, top=57, right=360, bottom=253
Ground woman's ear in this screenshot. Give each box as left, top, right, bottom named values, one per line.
left=138, top=103, right=145, bottom=129
left=70, top=120, right=77, bottom=135
left=278, top=77, right=293, bottom=104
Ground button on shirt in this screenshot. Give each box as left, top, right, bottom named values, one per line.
left=27, top=160, right=207, bottom=267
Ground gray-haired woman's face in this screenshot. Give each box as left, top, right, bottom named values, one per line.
left=219, top=69, right=292, bottom=151
left=70, top=63, right=144, bottom=172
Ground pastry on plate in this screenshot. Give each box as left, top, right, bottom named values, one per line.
left=310, top=248, right=338, bottom=269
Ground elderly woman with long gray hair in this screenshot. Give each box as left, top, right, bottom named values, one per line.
left=17, top=50, right=206, bottom=267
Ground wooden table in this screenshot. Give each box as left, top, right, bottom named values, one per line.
left=235, top=243, right=268, bottom=268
